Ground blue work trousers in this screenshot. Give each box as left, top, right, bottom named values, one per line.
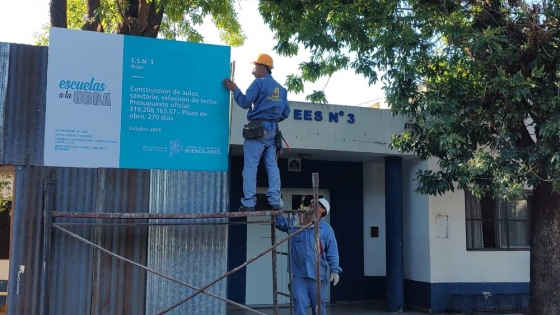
left=241, top=126, right=281, bottom=207
left=292, top=276, right=327, bottom=315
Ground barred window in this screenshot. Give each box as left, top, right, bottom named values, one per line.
left=465, top=191, right=530, bottom=250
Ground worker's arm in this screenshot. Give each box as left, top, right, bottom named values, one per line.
left=233, top=80, right=260, bottom=109
left=280, top=95, right=290, bottom=122
left=274, top=214, right=292, bottom=233
left=325, top=228, right=342, bottom=274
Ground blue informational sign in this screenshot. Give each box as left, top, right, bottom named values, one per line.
left=45, top=28, right=231, bottom=171
left=120, top=36, right=230, bottom=171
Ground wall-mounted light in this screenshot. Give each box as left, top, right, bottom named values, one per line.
left=288, top=158, right=301, bottom=172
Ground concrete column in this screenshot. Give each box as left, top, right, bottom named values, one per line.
left=385, top=156, right=404, bottom=312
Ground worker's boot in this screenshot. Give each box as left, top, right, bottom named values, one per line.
left=238, top=205, right=255, bottom=212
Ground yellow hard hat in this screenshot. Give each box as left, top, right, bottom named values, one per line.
left=252, top=53, right=274, bottom=69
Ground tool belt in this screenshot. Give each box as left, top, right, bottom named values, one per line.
left=242, top=119, right=267, bottom=139
left=275, top=124, right=283, bottom=150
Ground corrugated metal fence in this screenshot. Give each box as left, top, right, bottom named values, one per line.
left=0, top=42, right=228, bottom=315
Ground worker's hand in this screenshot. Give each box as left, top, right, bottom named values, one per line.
left=222, top=78, right=238, bottom=91
left=330, top=273, right=339, bottom=286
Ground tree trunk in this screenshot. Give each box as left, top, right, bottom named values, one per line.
left=115, top=0, right=164, bottom=38
left=49, top=0, right=67, bottom=28
left=528, top=178, right=560, bottom=314
left=82, top=0, right=104, bottom=32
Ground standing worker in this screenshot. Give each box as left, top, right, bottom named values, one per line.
left=275, top=198, right=342, bottom=315
left=222, top=53, right=290, bottom=211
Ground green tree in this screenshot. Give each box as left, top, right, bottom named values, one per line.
left=260, top=0, right=560, bottom=313
left=38, top=0, right=245, bottom=46
left=0, top=171, right=13, bottom=214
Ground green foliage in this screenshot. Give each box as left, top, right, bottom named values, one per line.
left=0, top=171, right=13, bottom=214
left=260, top=0, right=560, bottom=200
left=305, top=90, right=328, bottom=104
left=35, top=0, right=245, bottom=46
left=285, top=74, right=305, bottom=94
left=158, top=0, right=244, bottom=45
left=34, top=24, right=51, bottom=46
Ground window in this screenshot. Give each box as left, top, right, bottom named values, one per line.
left=465, top=191, right=530, bottom=250
left=0, top=201, right=11, bottom=259
left=0, top=169, right=12, bottom=259
left=291, top=194, right=325, bottom=210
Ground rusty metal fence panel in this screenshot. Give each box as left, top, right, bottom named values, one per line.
left=8, top=166, right=50, bottom=315
left=8, top=166, right=150, bottom=315
left=87, top=168, right=150, bottom=315
left=146, top=170, right=229, bottom=315
left=47, top=167, right=97, bottom=315
left=0, top=42, right=9, bottom=162
left=1, top=43, right=47, bottom=166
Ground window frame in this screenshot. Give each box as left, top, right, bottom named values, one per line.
left=465, top=190, right=531, bottom=251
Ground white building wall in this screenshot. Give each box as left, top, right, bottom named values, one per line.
left=231, top=101, right=409, bottom=157
left=403, top=158, right=431, bottom=282
left=0, top=260, right=8, bottom=280
left=231, top=98, right=530, bottom=287
left=426, top=159, right=530, bottom=283
left=363, top=162, right=386, bottom=276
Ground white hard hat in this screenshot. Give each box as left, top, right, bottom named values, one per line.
left=312, top=198, right=330, bottom=216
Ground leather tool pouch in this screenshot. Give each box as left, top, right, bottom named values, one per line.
left=275, top=125, right=283, bottom=150
left=242, top=120, right=266, bottom=139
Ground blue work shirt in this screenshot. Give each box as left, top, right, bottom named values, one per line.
left=233, top=74, right=290, bottom=130
left=275, top=215, right=342, bottom=280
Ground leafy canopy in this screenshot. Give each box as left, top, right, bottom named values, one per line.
left=0, top=171, right=12, bottom=214
left=260, top=0, right=560, bottom=200
left=36, top=0, right=245, bottom=46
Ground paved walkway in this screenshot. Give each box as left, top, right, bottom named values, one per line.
left=227, top=303, right=524, bottom=315
left=228, top=304, right=426, bottom=315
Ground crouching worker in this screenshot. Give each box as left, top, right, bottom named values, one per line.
left=275, top=198, right=342, bottom=315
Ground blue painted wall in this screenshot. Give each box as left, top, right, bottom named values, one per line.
left=226, top=155, right=531, bottom=311
left=404, top=279, right=431, bottom=310
left=227, top=217, right=247, bottom=303
left=405, top=279, right=529, bottom=313
left=227, top=156, right=364, bottom=304
left=364, top=276, right=386, bottom=300
left=0, top=280, right=6, bottom=305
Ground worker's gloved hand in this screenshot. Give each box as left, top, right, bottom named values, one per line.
left=330, top=273, right=339, bottom=286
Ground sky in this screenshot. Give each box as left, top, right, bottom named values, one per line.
left=0, top=0, right=386, bottom=107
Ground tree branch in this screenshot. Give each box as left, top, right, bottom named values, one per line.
left=50, top=0, right=67, bottom=28
left=82, top=0, right=104, bottom=32
left=142, top=1, right=164, bottom=38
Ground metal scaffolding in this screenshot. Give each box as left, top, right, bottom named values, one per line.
left=42, top=173, right=324, bottom=315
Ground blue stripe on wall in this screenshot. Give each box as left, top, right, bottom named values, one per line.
left=227, top=215, right=247, bottom=304
left=0, top=280, right=6, bottom=305
left=364, top=276, right=386, bottom=300
left=385, top=157, right=404, bottom=311
left=227, top=156, right=364, bottom=303
left=227, top=155, right=247, bottom=304
left=404, top=279, right=431, bottom=310
left=405, top=279, right=529, bottom=313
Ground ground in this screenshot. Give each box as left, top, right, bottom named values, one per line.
left=228, top=304, right=427, bottom=315
left=227, top=303, right=524, bottom=315
left=0, top=304, right=523, bottom=315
